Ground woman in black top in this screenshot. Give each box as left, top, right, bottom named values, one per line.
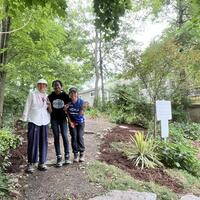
left=48, top=80, right=71, bottom=167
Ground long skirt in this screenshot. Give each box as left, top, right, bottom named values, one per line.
left=27, top=122, right=48, bottom=164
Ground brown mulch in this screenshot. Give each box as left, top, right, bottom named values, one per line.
left=99, top=125, right=184, bottom=193
left=6, top=127, right=27, bottom=173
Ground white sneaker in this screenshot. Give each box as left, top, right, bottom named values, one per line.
left=73, top=154, right=79, bottom=163
left=26, top=164, right=34, bottom=173
left=38, top=164, right=48, bottom=171
left=79, top=154, right=85, bottom=162
left=56, top=155, right=63, bottom=167
left=64, top=159, right=72, bottom=165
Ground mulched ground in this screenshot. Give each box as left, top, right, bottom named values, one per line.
left=6, top=127, right=27, bottom=173
left=99, top=125, right=184, bottom=193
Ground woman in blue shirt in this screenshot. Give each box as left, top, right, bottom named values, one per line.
left=67, top=87, right=85, bottom=162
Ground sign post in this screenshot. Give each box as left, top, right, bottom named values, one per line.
left=156, top=100, right=172, bottom=139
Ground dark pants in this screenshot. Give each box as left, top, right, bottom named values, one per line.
left=27, top=122, right=48, bottom=164
left=51, top=119, right=70, bottom=158
left=69, top=122, right=85, bottom=155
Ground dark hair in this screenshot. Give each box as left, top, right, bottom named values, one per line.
left=52, top=80, right=63, bottom=87
left=69, top=87, right=78, bottom=93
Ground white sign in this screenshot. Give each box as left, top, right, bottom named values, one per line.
left=156, top=100, right=172, bottom=120
left=156, top=100, right=172, bottom=138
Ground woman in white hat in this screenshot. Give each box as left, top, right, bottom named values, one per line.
left=21, top=79, right=52, bottom=173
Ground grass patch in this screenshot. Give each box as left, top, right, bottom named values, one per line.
left=166, top=169, right=200, bottom=195
left=86, top=161, right=178, bottom=200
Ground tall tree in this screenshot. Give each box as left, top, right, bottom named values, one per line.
left=93, top=0, right=132, bottom=40
left=93, top=27, right=100, bottom=107
left=0, top=0, right=67, bottom=126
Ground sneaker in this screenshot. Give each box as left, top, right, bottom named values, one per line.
left=73, top=154, right=79, bottom=163
left=25, top=163, right=34, bottom=173
left=56, top=155, right=63, bottom=167
left=64, top=159, right=72, bottom=165
left=38, top=164, right=48, bottom=171
left=79, top=154, right=85, bottom=162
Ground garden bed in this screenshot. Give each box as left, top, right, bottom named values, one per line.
left=6, top=128, right=27, bottom=173
left=99, top=125, right=184, bottom=193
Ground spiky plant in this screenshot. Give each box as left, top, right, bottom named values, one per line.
left=128, top=132, right=162, bottom=169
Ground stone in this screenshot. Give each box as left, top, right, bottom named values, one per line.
left=10, top=189, right=21, bottom=198
left=12, top=178, right=19, bottom=184
left=181, top=194, right=200, bottom=200
left=89, top=190, right=157, bottom=200
left=119, top=125, right=128, bottom=129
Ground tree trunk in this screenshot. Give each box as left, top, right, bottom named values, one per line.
left=99, top=30, right=105, bottom=109
left=0, top=72, right=6, bottom=127
left=0, top=16, right=11, bottom=127
left=177, top=0, right=184, bottom=27
left=153, top=96, right=157, bottom=138
left=93, top=27, right=100, bottom=107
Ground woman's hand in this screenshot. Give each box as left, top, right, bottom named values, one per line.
left=63, top=104, right=69, bottom=111
left=69, top=121, right=75, bottom=128
left=47, top=98, right=52, bottom=113
left=46, top=98, right=51, bottom=107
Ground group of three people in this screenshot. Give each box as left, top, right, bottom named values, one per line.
left=22, top=79, right=85, bottom=173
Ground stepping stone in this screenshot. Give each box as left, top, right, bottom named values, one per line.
left=119, top=125, right=128, bottom=129
left=89, top=190, right=157, bottom=200
left=181, top=194, right=200, bottom=200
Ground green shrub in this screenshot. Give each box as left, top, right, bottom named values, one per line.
left=170, top=122, right=200, bottom=140
left=172, top=106, right=188, bottom=122
left=158, top=141, right=200, bottom=176
left=107, top=84, right=152, bottom=128
left=169, top=123, right=186, bottom=143
left=154, top=122, right=200, bottom=176
left=3, top=93, right=25, bottom=127
left=85, top=108, right=100, bottom=118
left=0, top=129, right=20, bottom=169
left=128, top=132, right=162, bottom=169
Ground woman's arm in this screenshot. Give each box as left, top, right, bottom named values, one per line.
left=64, top=104, right=75, bottom=128
left=21, top=92, right=32, bottom=121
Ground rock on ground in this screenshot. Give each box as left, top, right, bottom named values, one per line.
left=181, top=194, right=200, bottom=200
left=89, top=190, right=157, bottom=200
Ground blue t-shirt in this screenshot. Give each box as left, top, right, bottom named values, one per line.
left=68, top=98, right=85, bottom=124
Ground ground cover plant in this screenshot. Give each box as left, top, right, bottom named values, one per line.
left=0, top=129, right=20, bottom=170
left=87, top=161, right=179, bottom=200
left=166, top=169, right=200, bottom=196
left=0, top=129, right=20, bottom=198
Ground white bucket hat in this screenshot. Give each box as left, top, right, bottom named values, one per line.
left=37, top=79, right=48, bottom=85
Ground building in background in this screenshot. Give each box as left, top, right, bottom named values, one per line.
left=79, top=87, right=110, bottom=107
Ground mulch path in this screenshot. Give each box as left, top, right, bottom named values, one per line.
left=99, top=125, right=184, bottom=193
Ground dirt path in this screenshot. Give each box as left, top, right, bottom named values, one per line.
left=18, top=117, right=115, bottom=200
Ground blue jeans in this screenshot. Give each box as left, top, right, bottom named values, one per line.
left=51, top=119, right=70, bottom=158
left=69, top=122, right=85, bottom=155
left=27, top=122, right=48, bottom=164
